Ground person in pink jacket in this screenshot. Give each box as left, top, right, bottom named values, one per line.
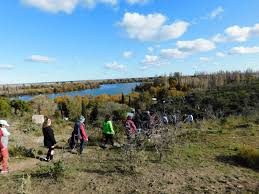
left=0, top=120, right=10, bottom=174
left=124, top=115, right=137, bottom=143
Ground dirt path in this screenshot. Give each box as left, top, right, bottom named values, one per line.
left=9, top=158, right=40, bottom=173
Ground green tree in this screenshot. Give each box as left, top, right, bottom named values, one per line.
left=0, top=98, right=11, bottom=117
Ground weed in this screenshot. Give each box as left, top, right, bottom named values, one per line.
left=18, top=174, right=32, bottom=194
left=9, top=145, right=36, bottom=158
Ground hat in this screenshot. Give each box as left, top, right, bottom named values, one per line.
left=0, top=120, right=10, bottom=127
left=79, top=115, right=85, bottom=123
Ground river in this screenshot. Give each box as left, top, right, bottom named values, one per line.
left=18, top=82, right=139, bottom=101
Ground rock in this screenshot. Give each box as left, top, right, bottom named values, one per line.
left=32, top=115, right=44, bottom=124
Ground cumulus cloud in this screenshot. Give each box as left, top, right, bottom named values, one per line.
left=142, top=55, right=159, bottom=64
left=126, top=0, right=149, bottom=5
left=119, top=12, right=189, bottom=41
left=123, top=51, right=133, bottom=58
left=26, top=55, right=55, bottom=63
left=0, top=64, right=15, bottom=70
left=21, top=0, right=118, bottom=13
left=21, top=0, right=79, bottom=13
left=160, top=48, right=189, bottom=58
left=210, top=6, right=224, bottom=19
left=229, top=46, right=259, bottom=55
left=176, top=38, right=216, bottom=53
left=212, top=23, right=259, bottom=43
left=105, top=61, right=126, bottom=71
left=159, top=38, right=215, bottom=60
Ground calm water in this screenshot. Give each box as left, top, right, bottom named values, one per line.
left=18, top=82, right=139, bottom=101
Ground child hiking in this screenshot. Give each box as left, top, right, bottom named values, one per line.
left=102, top=114, right=115, bottom=148
left=0, top=120, right=10, bottom=174
left=125, top=115, right=137, bottom=143
left=42, top=117, right=56, bottom=161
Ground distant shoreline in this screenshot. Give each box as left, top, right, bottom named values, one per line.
left=0, top=77, right=154, bottom=97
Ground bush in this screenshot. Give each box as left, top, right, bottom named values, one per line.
left=9, top=145, right=36, bottom=158
left=236, top=146, right=259, bottom=170
left=0, top=98, right=11, bottom=117
left=30, top=96, right=57, bottom=116
left=50, top=160, right=66, bottom=181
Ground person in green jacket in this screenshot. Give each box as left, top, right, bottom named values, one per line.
left=102, top=114, right=115, bottom=147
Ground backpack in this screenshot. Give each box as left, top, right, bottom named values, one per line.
left=73, top=122, right=81, bottom=138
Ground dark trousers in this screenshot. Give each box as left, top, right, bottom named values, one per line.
left=79, top=139, right=86, bottom=154
left=46, top=146, right=54, bottom=160
left=104, top=134, right=114, bottom=146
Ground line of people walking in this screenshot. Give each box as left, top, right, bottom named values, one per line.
left=0, top=110, right=194, bottom=174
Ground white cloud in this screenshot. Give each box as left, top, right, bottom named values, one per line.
left=127, top=0, right=149, bottom=5
left=210, top=6, right=224, bottom=19
left=105, top=61, right=126, bottom=71
left=21, top=0, right=79, bottom=13
left=177, top=38, right=216, bottom=53
left=123, top=51, right=133, bottom=58
left=212, top=23, right=259, bottom=43
left=160, top=48, right=189, bottom=58
left=142, top=55, right=159, bottom=64
left=229, top=46, right=259, bottom=55
left=216, top=52, right=225, bottom=57
left=26, top=55, right=55, bottom=63
left=119, top=12, right=189, bottom=41
left=83, top=0, right=117, bottom=8
left=0, top=64, right=15, bottom=70
left=199, top=57, right=211, bottom=62
left=147, top=47, right=154, bottom=52
left=21, top=0, right=117, bottom=13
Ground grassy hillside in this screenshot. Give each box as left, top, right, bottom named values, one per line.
left=0, top=116, right=258, bottom=193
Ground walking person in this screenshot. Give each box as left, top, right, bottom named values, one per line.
left=0, top=120, right=11, bottom=174
left=133, top=110, right=142, bottom=134
left=125, top=115, right=137, bottom=143
left=42, top=117, right=56, bottom=161
left=102, top=114, right=115, bottom=148
left=70, top=115, right=88, bottom=154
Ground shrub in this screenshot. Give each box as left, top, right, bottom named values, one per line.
left=30, top=96, right=57, bottom=116
left=236, top=146, right=259, bottom=170
left=0, top=98, right=11, bottom=117
left=9, top=145, right=36, bottom=158
left=49, top=160, right=66, bottom=181
left=18, top=174, right=32, bottom=194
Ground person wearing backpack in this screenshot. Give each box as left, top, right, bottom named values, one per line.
left=102, top=114, right=115, bottom=147
left=0, top=120, right=11, bottom=174
left=125, top=115, right=137, bottom=143
left=70, top=115, right=88, bottom=154
left=42, top=117, right=56, bottom=162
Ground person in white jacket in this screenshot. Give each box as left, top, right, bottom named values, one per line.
left=0, top=120, right=10, bottom=174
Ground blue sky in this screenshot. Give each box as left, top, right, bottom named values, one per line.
left=0, top=0, right=259, bottom=84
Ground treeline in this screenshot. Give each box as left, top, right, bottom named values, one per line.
left=0, top=77, right=153, bottom=97
left=133, top=70, right=259, bottom=119
left=136, top=70, right=258, bottom=94
left=0, top=92, right=139, bottom=126
left=0, top=82, right=100, bottom=97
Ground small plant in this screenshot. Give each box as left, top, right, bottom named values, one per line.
left=9, top=145, right=36, bottom=158
left=50, top=160, right=66, bottom=181
left=18, top=174, right=32, bottom=194
left=236, top=146, right=259, bottom=170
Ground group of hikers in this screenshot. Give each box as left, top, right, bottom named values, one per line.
left=0, top=109, right=194, bottom=174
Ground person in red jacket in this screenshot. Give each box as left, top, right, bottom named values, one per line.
left=124, top=115, right=137, bottom=143
left=0, top=120, right=10, bottom=174
left=70, top=115, right=88, bottom=154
